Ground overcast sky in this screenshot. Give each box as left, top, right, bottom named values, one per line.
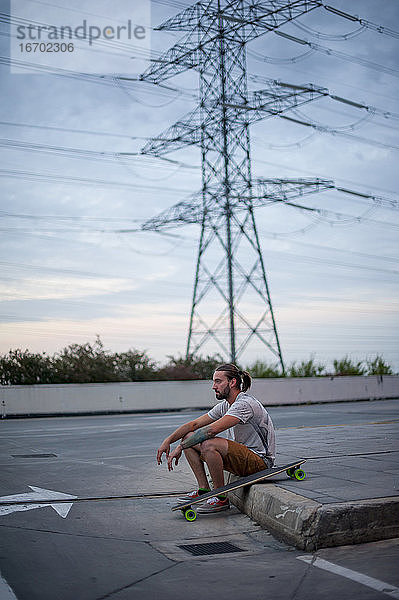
left=1, top=0, right=398, bottom=371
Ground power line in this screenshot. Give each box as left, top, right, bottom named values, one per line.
left=250, top=31, right=399, bottom=79
left=10, top=3, right=394, bottom=107
left=0, top=209, right=144, bottom=223
left=292, top=19, right=366, bottom=42
left=151, top=0, right=188, bottom=9
left=251, top=155, right=399, bottom=200
left=260, top=235, right=399, bottom=265
left=1, top=241, right=397, bottom=287
left=250, top=75, right=399, bottom=121
left=0, top=259, right=135, bottom=280
left=1, top=15, right=198, bottom=99
left=250, top=68, right=399, bottom=108
left=23, top=0, right=153, bottom=30
left=0, top=168, right=194, bottom=194
left=0, top=137, right=199, bottom=171
left=320, top=4, right=399, bottom=40
left=0, top=55, right=195, bottom=104
left=277, top=112, right=399, bottom=152
left=6, top=95, right=397, bottom=164
left=0, top=120, right=146, bottom=139
left=255, top=247, right=399, bottom=277
left=253, top=111, right=399, bottom=153
left=2, top=207, right=397, bottom=236
left=279, top=103, right=399, bottom=138
left=279, top=201, right=399, bottom=231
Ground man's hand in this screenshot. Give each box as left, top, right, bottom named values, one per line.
left=155, top=414, right=216, bottom=467
left=167, top=444, right=183, bottom=471
left=157, top=441, right=170, bottom=465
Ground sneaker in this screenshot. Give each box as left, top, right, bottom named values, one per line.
left=177, top=489, right=210, bottom=503
left=196, top=496, right=230, bottom=513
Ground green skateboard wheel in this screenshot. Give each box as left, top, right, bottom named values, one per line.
left=184, top=509, right=197, bottom=521
left=286, top=468, right=295, bottom=478
left=294, top=469, right=306, bottom=481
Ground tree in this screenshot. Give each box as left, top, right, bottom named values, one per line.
left=114, top=349, right=158, bottom=381
left=51, top=336, right=117, bottom=383
left=0, top=349, right=54, bottom=385
left=157, top=354, right=222, bottom=380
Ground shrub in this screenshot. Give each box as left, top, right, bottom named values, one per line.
left=366, top=355, right=393, bottom=375
left=288, top=357, right=326, bottom=377
left=332, top=356, right=366, bottom=376
left=246, top=360, right=284, bottom=378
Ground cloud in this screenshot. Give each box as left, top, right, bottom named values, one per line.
left=0, top=302, right=189, bottom=359
left=0, top=276, right=135, bottom=302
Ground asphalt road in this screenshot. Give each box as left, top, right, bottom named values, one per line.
left=0, top=400, right=398, bottom=600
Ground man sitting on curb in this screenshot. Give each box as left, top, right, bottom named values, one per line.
left=156, top=363, right=275, bottom=513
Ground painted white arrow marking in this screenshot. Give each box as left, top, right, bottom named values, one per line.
left=0, top=486, right=77, bottom=518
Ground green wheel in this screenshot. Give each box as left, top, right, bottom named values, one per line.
left=294, top=469, right=306, bottom=481
left=286, top=468, right=295, bottom=478
left=184, top=509, right=197, bottom=522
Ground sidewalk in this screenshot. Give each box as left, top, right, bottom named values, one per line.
left=228, top=417, right=399, bottom=550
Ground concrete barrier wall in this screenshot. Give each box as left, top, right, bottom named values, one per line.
left=1, top=376, right=398, bottom=417
left=252, top=375, right=399, bottom=405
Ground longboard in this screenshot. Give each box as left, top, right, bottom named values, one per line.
left=172, top=459, right=307, bottom=521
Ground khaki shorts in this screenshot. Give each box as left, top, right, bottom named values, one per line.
left=202, top=439, right=267, bottom=477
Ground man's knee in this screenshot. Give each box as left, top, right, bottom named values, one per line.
left=200, top=438, right=225, bottom=454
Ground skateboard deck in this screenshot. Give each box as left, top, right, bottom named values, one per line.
left=172, top=459, right=306, bottom=520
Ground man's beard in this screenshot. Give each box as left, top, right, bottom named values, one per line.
left=215, top=383, right=230, bottom=400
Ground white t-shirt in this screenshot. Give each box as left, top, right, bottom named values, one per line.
left=207, top=392, right=275, bottom=466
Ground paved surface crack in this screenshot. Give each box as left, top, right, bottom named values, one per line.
left=0, top=523, right=153, bottom=544
left=290, top=553, right=315, bottom=600
left=94, top=563, right=178, bottom=600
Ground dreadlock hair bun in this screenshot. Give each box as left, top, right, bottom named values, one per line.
left=215, top=363, right=252, bottom=392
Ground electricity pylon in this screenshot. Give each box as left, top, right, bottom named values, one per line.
left=140, top=0, right=331, bottom=371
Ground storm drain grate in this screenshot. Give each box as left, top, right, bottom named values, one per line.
left=12, top=454, right=57, bottom=458
left=178, top=541, right=244, bottom=556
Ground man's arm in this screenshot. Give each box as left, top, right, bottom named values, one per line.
left=165, top=414, right=240, bottom=471
left=180, top=414, right=240, bottom=449
left=156, top=413, right=215, bottom=464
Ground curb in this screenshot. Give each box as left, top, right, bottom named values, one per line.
left=227, top=481, right=399, bottom=550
